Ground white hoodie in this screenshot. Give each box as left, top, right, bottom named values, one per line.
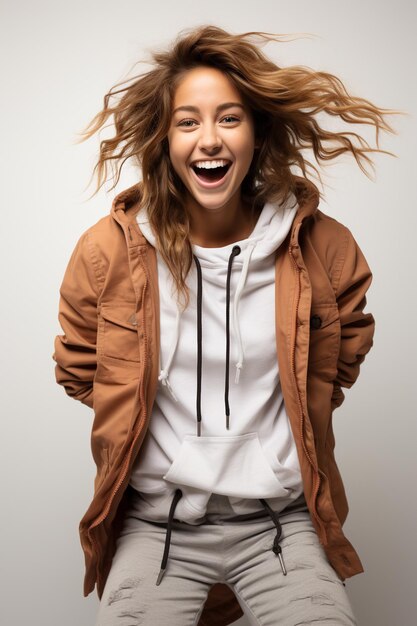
left=129, top=194, right=305, bottom=523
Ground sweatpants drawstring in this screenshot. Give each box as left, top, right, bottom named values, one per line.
left=156, top=490, right=287, bottom=585
left=156, top=488, right=183, bottom=585
left=259, top=497, right=287, bottom=575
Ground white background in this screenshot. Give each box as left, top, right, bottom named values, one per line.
left=1, top=1, right=416, bottom=624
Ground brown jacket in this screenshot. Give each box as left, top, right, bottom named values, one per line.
left=53, top=176, right=375, bottom=626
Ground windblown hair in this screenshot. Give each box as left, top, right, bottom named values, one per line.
left=77, top=24, right=401, bottom=309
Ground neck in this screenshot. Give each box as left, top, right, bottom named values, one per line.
left=187, top=195, right=258, bottom=248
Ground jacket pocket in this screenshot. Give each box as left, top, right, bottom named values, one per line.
left=98, top=302, right=140, bottom=365
left=308, top=303, right=341, bottom=364
left=163, top=432, right=292, bottom=499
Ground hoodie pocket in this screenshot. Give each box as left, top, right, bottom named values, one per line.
left=163, top=432, right=291, bottom=499
left=98, top=302, right=140, bottom=365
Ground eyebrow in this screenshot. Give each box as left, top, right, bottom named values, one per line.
left=173, top=102, right=245, bottom=115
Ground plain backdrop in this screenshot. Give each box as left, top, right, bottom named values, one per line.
left=1, top=1, right=416, bottom=624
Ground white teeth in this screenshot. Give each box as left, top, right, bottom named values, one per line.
left=193, top=159, right=230, bottom=169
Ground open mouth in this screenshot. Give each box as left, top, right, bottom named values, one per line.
left=191, top=162, right=232, bottom=184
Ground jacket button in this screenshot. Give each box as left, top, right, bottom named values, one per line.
left=310, top=314, right=322, bottom=329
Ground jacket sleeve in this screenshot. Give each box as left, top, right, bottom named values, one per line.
left=52, top=229, right=101, bottom=409
left=331, top=228, right=376, bottom=411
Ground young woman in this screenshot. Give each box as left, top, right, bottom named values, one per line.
left=53, top=25, right=400, bottom=626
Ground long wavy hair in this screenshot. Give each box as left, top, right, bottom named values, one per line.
left=77, top=24, right=402, bottom=309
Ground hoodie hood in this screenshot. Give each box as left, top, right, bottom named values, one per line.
left=137, top=195, right=299, bottom=266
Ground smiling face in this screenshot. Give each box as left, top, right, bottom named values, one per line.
left=167, top=66, right=256, bottom=217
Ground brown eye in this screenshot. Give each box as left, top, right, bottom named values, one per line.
left=178, top=119, right=197, bottom=127
left=221, top=115, right=239, bottom=123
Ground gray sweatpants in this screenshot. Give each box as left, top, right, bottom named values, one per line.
left=95, top=490, right=357, bottom=626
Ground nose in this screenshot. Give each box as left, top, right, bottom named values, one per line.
left=197, top=122, right=222, bottom=152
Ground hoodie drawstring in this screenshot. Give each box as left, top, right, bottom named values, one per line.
left=156, top=489, right=287, bottom=585
left=194, top=245, right=241, bottom=435
left=232, top=243, right=256, bottom=383
left=224, top=246, right=242, bottom=429
left=194, top=252, right=204, bottom=436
